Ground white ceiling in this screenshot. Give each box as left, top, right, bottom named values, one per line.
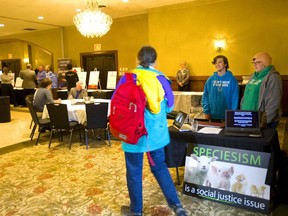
left=0, top=0, right=227, bottom=37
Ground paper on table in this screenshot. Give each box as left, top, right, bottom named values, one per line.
left=197, top=127, right=223, bottom=134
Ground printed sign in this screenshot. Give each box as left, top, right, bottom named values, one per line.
left=57, top=58, right=72, bottom=71
left=88, top=71, right=100, bottom=89
left=77, top=71, right=87, bottom=88
left=183, top=144, right=271, bottom=214
left=106, top=71, right=117, bottom=89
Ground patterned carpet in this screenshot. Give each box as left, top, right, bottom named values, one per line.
left=0, top=119, right=286, bottom=216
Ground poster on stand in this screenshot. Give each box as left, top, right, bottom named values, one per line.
left=88, top=71, right=100, bottom=89
left=77, top=71, right=87, bottom=88
left=15, top=77, right=23, bottom=88
left=183, top=143, right=271, bottom=214
left=107, top=71, right=117, bottom=89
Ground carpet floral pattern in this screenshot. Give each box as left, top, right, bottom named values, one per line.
left=0, top=118, right=286, bottom=216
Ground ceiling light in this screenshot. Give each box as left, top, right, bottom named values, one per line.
left=38, top=16, right=44, bottom=20
left=0, top=24, right=4, bottom=27
left=73, top=0, right=113, bottom=38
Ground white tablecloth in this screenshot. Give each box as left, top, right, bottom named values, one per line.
left=42, top=99, right=111, bottom=124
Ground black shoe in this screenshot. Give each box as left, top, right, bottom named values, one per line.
left=172, top=204, right=187, bottom=216
left=121, top=206, right=142, bottom=216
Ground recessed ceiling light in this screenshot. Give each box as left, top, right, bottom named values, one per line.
left=123, top=0, right=129, bottom=2
left=76, top=8, right=81, bottom=12
left=38, top=16, right=44, bottom=20
left=0, top=24, right=4, bottom=27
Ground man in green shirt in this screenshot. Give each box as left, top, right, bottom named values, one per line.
left=241, top=52, right=282, bottom=128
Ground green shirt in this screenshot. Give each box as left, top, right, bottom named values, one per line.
left=241, top=66, right=271, bottom=110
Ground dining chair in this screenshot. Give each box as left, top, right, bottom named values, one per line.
left=25, top=94, right=35, bottom=129
left=46, top=103, right=82, bottom=149
left=26, top=100, right=51, bottom=145
left=25, top=94, right=43, bottom=128
left=83, top=102, right=111, bottom=149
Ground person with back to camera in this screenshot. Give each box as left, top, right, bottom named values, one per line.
left=176, top=61, right=190, bottom=91
left=202, top=55, right=239, bottom=122
left=65, top=63, right=79, bottom=91
left=241, top=52, right=282, bottom=128
left=68, top=80, right=88, bottom=99
left=33, top=78, right=61, bottom=113
left=118, top=46, right=187, bottom=216
left=20, top=63, right=37, bottom=97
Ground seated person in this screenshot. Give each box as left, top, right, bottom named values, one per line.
left=33, top=78, right=61, bottom=113
left=68, top=81, right=88, bottom=99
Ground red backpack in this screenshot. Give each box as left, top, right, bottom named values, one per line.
left=109, top=73, right=147, bottom=144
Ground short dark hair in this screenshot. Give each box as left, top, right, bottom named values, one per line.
left=212, top=55, right=229, bottom=70
left=67, top=63, right=73, bottom=70
left=39, top=78, right=52, bottom=88
left=137, top=46, right=157, bottom=68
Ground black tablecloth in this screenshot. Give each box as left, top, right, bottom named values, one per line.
left=14, top=88, right=26, bottom=106
left=166, top=126, right=282, bottom=186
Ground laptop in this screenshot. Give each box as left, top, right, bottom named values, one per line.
left=173, top=111, right=192, bottom=132
left=224, top=110, right=263, bottom=137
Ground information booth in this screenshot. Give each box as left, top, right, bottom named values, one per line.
left=165, top=126, right=282, bottom=214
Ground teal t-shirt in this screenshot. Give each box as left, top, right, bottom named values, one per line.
left=242, top=66, right=271, bottom=110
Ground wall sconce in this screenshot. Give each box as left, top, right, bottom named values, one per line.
left=23, top=58, right=29, bottom=63
left=214, top=38, right=226, bottom=53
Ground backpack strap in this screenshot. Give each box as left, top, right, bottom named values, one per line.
left=125, top=72, right=134, bottom=82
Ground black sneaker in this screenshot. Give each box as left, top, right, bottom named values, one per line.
left=121, top=206, right=143, bottom=216
left=172, top=204, right=187, bottom=216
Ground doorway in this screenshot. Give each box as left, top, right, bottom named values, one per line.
left=80, top=50, right=118, bottom=89
left=1, top=59, right=21, bottom=81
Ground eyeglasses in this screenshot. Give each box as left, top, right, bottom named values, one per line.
left=252, top=61, right=262, bottom=65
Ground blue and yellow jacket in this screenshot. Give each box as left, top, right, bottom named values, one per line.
left=115, top=66, right=174, bottom=153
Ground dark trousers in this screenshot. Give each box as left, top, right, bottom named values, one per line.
left=178, top=84, right=190, bottom=91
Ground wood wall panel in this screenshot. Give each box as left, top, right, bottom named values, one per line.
left=168, top=75, right=288, bottom=116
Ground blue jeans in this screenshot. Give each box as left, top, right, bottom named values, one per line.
left=125, top=147, right=181, bottom=213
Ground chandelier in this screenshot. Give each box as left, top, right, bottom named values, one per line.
left=73, top=0, right=113, bottom=38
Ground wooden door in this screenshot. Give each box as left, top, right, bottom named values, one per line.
left=80, top=51, right=118, bottom=89
left=1, top=59, right=21, bottom=81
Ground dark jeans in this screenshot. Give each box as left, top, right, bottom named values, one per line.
left=178, top=84, right=190, bottom=91
left=268, top=121, right=279, bottom=129
left=125, top=147, right=181, bottom=213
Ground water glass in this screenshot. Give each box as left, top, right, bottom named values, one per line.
left=191, top=120, right=198, bottom=132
